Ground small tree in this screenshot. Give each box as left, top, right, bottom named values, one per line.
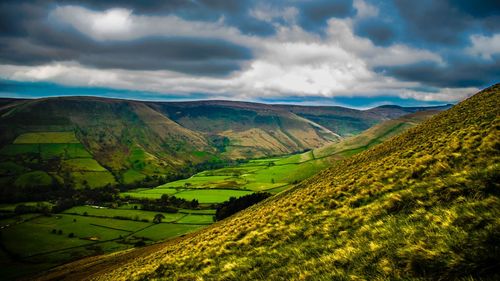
left=153, top=213, right=165, bottom=224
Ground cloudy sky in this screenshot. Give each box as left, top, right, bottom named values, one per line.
left=0, top=0, right=498, bottom=108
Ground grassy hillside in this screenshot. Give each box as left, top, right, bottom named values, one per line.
left=0, top=97, right=445, bottom=192
left=122, top=110, right=439, bottom=203
left=87, top=85, right=498, bottom=280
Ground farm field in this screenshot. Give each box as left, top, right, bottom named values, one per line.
left=0, top=206, right=212, bottom=280
left=0, top=131, right=117, bottom=190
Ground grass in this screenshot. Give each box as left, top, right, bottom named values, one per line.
left=40, top=144, right=91, bottom=159
left=63, top=206, right=185, bottom=222
left=0, top=144, right=39, bottom=155
left=176, top=214, right=214, bottom=224
left=14, top=171, right=52, bottom=187
left=13, top=132, right=79, bottom=144
left=175, top=189, right=254, bottom=204
left=123, top=188, right=254, bottom=204
left=0, top=214, right=143, bottom=257
left=62, top=158, right=107, bottom=172
left=122, top=169, right=146, bottom=184
left=0, top=202, right=53, bottom=212
left=133, top=223, right=206, bottom=241
left=71, top=171, right=116, bottom=189
left=96, top=85, right=500, bottom=280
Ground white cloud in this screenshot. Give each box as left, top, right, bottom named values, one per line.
left=466, top=33, right=500, bottom=60
left=51, top=5, right=245, bottom=43
left=353, top=0, right=379, bottom=19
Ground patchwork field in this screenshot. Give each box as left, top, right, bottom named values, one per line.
left=0, top=205, right=213, bottom=280
left=0, top=131, right=116, bottom=190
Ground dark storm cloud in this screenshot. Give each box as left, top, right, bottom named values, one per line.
left=452, top=0, right=500, bottom=17
left=378, top=58, right=500, bottom=88
left=0, top=18, right=252, bottom=76
left=0, top=1, right=252, bottom=76
left=298, top=0, right=355, bottom=32
left=393, top=0, right=500, bottom=46
left=393, top=0, right=469, bottom=45
left=354, top=19, right=396, bottom=46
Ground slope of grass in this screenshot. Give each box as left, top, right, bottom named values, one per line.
left=13, top=132, right=79, bottom=144
left=62, top=158, right=108, bottom=172
left=14, top=171, right=52, bottom=188
left=97, top=85, right=499, bottom=280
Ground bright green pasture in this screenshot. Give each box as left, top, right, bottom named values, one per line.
left=71, top=171, right=116, bottom=188
left=133, top=223, right=205, bottom=241
left=40, top=144, right=91, bottom=159
left=158, top=175, right=245, bottom=189
left=123, top=188, right=253, bottom=203
left=0, top=214, right=150, bottom=257
left=174, top=189, right=253, bottom=204
left=176, top=214, right=214, bottom=224
left=179, top=209, right=216, bottom=215
left=63, top=206, right=185, bottom=222
left=63, top=158, right=107, bottom=172
left=13, top=132, right=79, bottom=144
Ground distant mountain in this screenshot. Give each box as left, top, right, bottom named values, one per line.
left=0, top=97, right=450, bottom=191
left=65, top=85, right=498, bottom=280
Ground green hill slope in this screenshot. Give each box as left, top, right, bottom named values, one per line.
left=122, top=110, right=440, bottom=202
left=89, top=85, right=499, bottom=280
left=0, top=97, right=445, bottom=192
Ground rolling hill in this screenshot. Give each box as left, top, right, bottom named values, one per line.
left=122, top=109, right=441, bottom=201
left=45, top=84, right=498, bottom=280
left=0, top=97, right=447, bottom=192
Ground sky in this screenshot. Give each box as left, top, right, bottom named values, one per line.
left=0, top=0, right=498, bottom=108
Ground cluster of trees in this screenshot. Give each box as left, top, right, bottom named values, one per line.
left=215, top=192, right=272, bottom=221
left=136, top=194, right=199, bottom=213
left=14, top=202, right=52, bottom=215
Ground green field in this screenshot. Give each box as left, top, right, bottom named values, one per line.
left=0, top=144, right=39, bottom=155
left=133, top=223, right=205, bottom=241
left=122, top=188, right=254, bottom=204
left=62, top=158, right=107, bottom=172
left=70, top=171, right=117, bottom=189
left=63, top=206, right=186, bottom=222
left=40, top=144, right=91, bottom=159
left=13, top=132, right=79, bottom=144
left=0, top=207, right=210, bottom=280
left=176, top=214, right=214, bottom=224
left=14, top=171, right=53, bottom=187
left=0, top=131, right=118, bottom=189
